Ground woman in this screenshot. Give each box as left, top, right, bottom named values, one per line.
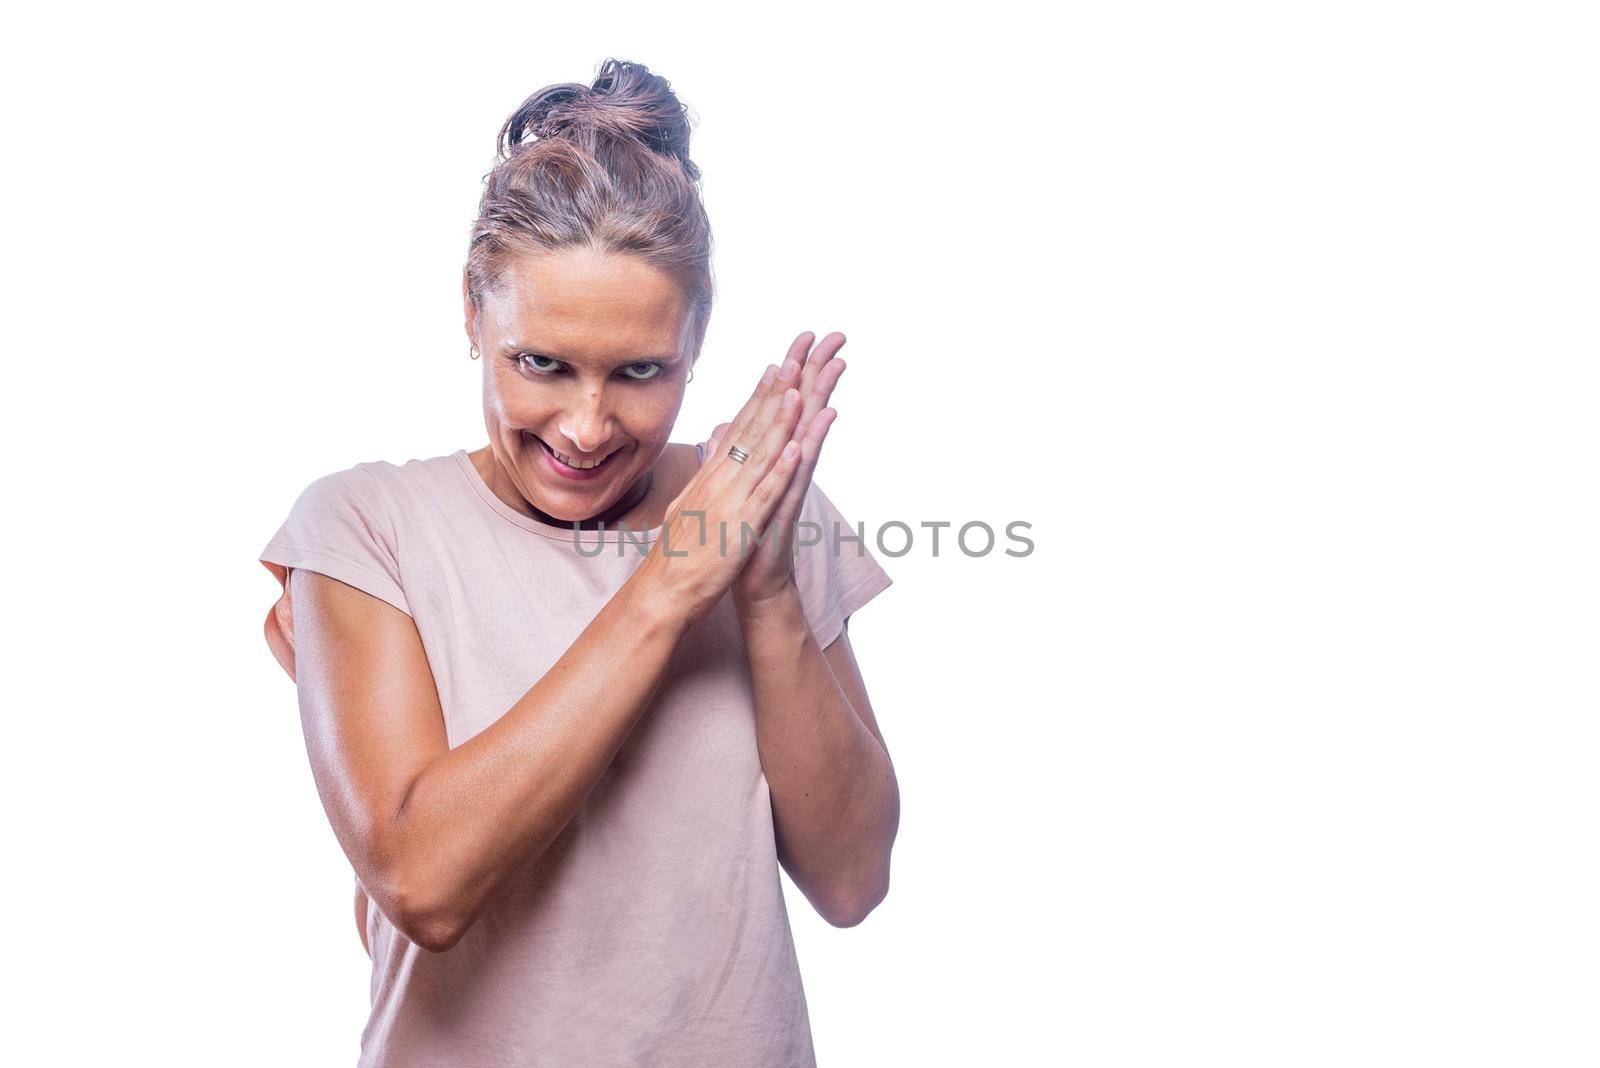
left=258, top=59, right=899, bottom=1066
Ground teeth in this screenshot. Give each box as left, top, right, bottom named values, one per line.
left=548, top=442, right=610, bottom=469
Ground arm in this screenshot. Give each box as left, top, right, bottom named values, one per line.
left=291, top=361, right=810, bottom=955
left=291, top=563, right=690, bottom=954
left=736, top=585, right=899, bottom=927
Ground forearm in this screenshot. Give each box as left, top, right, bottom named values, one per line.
left=736, top=584, right=899, bottom=926
left=390, top=570, right=690, bottom=949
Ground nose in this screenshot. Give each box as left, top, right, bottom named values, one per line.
left=558, top=396, right=612, bottom=455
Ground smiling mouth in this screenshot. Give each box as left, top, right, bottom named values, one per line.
left=529, top=433, right=620, bottom=471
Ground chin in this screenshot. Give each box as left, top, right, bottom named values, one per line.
left=499, top=429, right=637, bottom=513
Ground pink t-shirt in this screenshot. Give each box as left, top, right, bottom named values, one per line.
left=258, top=445, right=892, bottom=1067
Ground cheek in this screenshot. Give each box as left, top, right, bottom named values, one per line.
left=483, top=371, right=684, bottom=441
left=617, top=389, right=684, bottom=443
left=482, top=374, right=551, bottom=428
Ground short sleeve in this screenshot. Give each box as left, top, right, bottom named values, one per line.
left=791, top=479, right=893, bottom=651
left=258, top=466, right=410, bottom=682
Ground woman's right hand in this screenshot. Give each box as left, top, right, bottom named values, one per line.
left=631, top=356, right=808, bottom=626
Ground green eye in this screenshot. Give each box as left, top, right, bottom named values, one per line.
left=621, top=362, right=663, bottom=381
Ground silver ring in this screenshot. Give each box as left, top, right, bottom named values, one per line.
left=727, top=444, right=751, bottom=464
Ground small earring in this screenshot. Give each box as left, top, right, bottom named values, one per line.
left=686, top=366, right=695, bottom=383
left=469, top=345, right=480, bottom=360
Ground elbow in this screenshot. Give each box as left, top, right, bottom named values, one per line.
left=822, top=809, right=899, bottom=928
left=367, top=794, right=471, bottom=953
left=391, top=881, right=468, bottom=954
left=819, top=870, right=891, bottom=929
left=397, top=906, right=465, bottom=954
left=369, top=850, right=469, bottom=954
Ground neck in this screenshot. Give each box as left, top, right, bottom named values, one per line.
left=526, top=469, right=655, bottom=531
left=478, top=456, right=655, bottom=534
left=471, top=445, right=664, bottom=532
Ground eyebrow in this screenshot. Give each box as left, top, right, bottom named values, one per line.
left=500, top=343, right=684, bottom=365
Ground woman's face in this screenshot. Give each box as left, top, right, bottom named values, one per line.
left=465, top=246, right=694, bottom=523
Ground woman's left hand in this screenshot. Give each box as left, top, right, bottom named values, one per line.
left=705, top=331, right=847, bottom=612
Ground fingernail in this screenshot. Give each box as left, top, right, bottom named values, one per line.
left=761, top=364, right=777, bottom=385
left=782, top=388, right=798, bottom=408
left=783, top=441, right=798, bottom=460
left=778, top=359, right=797, bottom=383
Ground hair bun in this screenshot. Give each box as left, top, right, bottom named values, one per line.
left=498, top=58, right=698, bottom=180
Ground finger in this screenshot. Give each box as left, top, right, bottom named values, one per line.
left=795, top=330, right=844, bottom=405
left=714, top=363, right=779, bottom=470
left=783, top=331, right=816, bottom=382
left=724, top=333, right=823, bottom=468
left=765, top=406, right=834, bottom=549
left=793, top=356, right=845, bottom=442
left=678, top=422, right=732, bottom=507
left=711, top=390, right=779, bottom=482
left=795, top=331, right=845, bottom=398
left=802, top=406, right=837, bottom=468
left=771, top=343, right=805, bottom=398
left=729, top=359, right=799, bottom=457
left=766, top=330, right=821, bottom=404
left=738, top=333, right=824, bottom=453
left=745, top=437, right=804, bottom=535
left=730, top=386, right=802, bottom=490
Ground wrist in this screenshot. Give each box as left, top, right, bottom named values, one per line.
left=733, top=578, right=803, bottom=623
left=621, top=569, right=696, bottom=640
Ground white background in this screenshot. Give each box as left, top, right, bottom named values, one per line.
left=5, top=2, right=1597, bottom=1065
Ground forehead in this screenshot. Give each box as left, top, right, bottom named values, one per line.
left=483, top=247, right=687, bottom=356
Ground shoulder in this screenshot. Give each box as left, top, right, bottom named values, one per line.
left=295, top=461, right=390, bottom=507
left=261, top=457, right=434, bottom=678
left=262, top=452, right=458, bottom=600
left=289, top=451, right=462, bottom=521
left=275, top=463, right=400, bottom=547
